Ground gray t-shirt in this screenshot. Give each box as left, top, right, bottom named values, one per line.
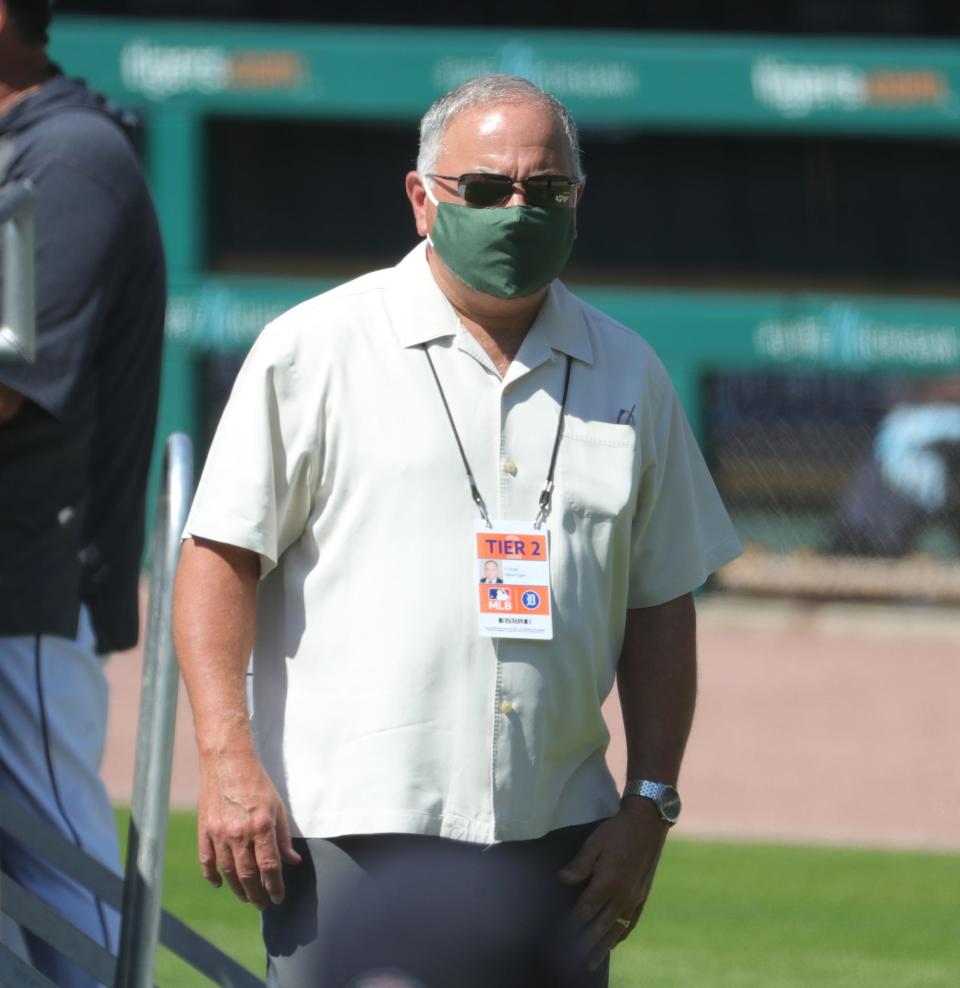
left=0, top=68, right=165, bottom=652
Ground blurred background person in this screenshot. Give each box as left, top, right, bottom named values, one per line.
left=829, top=377, right=960, bottom=558
left=0, top=1, right=165, bottom=984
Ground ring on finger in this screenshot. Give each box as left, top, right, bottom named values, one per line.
left=615, top=916, right=631, bottom=929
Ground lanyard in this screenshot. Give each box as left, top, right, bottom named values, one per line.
left=422, top=345, right=572, bottom=530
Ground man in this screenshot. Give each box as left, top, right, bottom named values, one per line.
left=480, top=559, right=503, bottom=583
left=0, top=2, right=165, bottom=985
left=174, top=75, right=740, bottom=987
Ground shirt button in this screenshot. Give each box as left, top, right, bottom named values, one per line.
left=500, top=700, right=514, bottom=715
left=503, top=460, right=518, bottom=476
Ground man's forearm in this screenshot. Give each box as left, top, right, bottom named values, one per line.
left=617, top=593, right=697, bottom=785
left=174, top=537, right=301, bottom=908
left=173, top=537, right=260, bottom=757
left=558, top=592, right=698, bottom=960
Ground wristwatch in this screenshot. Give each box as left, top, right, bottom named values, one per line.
left=622, top=779, right=682, bottom=826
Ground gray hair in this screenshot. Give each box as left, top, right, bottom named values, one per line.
left=416, top=75, right=584, bottom=182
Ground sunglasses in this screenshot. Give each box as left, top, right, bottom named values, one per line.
left=427, top=172, right=581, bottom=209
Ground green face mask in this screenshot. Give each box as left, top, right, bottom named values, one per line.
left=426, top=189, right=577, bottom=300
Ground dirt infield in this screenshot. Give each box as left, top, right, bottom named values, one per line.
left=103, top=594, right=960, bottom=851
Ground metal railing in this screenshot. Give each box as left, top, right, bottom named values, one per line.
left=0, top=180, right=36, bottom=363
left=0, top=434, right=266, bottom=987
left=115, top=432, right=194, bottom=988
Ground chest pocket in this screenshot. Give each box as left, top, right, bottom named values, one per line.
left=558, top=421, right=638, bottom=521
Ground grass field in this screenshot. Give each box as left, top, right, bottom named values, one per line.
left=127, top=811, right=960, bottom=988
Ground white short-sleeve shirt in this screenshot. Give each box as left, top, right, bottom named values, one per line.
left=185, top=243, right=741, bottom=843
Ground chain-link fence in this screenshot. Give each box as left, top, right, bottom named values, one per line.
left=707, top=371, right=960, bottom=602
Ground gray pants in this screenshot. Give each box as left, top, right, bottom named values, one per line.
left=264, top=822, right=610, bottom=988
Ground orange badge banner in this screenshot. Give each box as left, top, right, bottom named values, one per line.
left=475, top=532, right=548, bottom=561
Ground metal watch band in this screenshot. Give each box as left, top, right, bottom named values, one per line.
left=622, top=778, right=681, bottom=826
left=623, top=779, right=669, bottom=800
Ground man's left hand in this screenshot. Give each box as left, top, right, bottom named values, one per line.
left=558, top=801, right=669, bottom=971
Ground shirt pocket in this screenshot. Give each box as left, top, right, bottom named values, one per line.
left=559, top=422, right=638, bottom=521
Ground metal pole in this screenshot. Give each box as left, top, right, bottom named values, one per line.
left=0, top=180, right=36, bottom=363
left=115, top=433, right=194, bottom=988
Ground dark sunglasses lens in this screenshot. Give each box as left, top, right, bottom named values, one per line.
left=461, top=175, right=512, bottom=207
left=525, top=178, right=576, bottom=208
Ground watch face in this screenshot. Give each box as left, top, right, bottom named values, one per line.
left=657, top=786, right=682, bottom=824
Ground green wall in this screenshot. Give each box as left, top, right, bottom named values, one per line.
left=46, top=17, right=960, bottom=466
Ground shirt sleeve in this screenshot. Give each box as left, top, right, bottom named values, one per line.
left=183, top=326, right=320, bottom=578
left=627, top=370, right=741, bottom=609
left=0, top=160, right=120, bottom=418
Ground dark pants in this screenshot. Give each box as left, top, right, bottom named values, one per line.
left=264, top=822, right=610, bottom=988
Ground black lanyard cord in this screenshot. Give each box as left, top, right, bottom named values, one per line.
left=423, top=345, right=492, bottom=527
left=422, top=345, right=572, bottom=530
left=534, top=353, right=573, bottom=529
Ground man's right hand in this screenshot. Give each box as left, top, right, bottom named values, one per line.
left=174, top=537, right=299, bottom=909
left=197, top=749, right=302, bottom=911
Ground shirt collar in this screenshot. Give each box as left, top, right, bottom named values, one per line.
left=524, top=279, right=594, bottom=366
left=389, top=241, right=594, bottom=368
left=389, top=242, right=460, bottom=348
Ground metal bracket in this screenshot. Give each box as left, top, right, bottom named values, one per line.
left=0, top=180, right=36, bottom=363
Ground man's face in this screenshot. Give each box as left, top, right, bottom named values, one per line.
left=0, top=1, right=40, bottom=55
left=484, top=561, right=499, bottom=581
left=408, top=101, right=576, bottom=240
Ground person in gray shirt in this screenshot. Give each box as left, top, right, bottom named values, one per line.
left=0, top=3, right=165, bottom=984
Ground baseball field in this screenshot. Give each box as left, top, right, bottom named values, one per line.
left=136, top=811, right=960, bottom=987
left=105, top=592, right=960, bottom=986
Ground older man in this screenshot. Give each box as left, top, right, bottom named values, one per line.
left=174, top=75, right=740, bottom=987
